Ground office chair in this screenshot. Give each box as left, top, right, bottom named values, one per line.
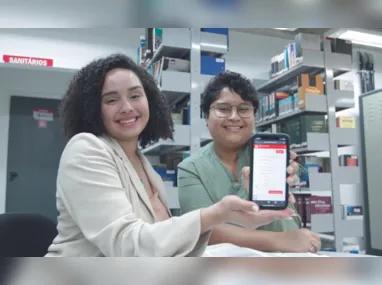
left=0, top=213, right=58, bottom=257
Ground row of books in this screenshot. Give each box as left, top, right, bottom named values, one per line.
left=276, top=114, right=327, bottom=149
left=294, top=193, right=332, bottom=228
left=147, top=56, right=190, bottom=86
left=270, top=33, right=321, bottom=78
left=269, top=33, right=353, bottom=80
left=257, top=73, right=325, bottom=122
left=256, top=91, right=295, bottom=122
left=293, top=154, right=359, bottom=188
left=294, top=193, right=363, bottom=228
left=257, top=72, right=355, bottom=125
left=259, top=113, right=357, bottom=149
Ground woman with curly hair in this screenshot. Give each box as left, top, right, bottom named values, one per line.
left=45, top=54, right=294, bottom=257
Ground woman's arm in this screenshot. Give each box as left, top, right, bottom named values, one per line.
left=58, top=134, right=215, bottom=257
left=59, top=134, right=293, bottom=257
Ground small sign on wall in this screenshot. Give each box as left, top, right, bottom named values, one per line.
left=33, top=108, right=53, bottom=128
left=2, top=55, right=54, bottom=67
left=33, top=108, right=54, bottom=121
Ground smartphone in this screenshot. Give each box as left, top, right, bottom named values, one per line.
left=249, top=133, right=290, bottom=210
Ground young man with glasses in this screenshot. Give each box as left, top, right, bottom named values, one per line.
left=177, top=71, right=321, bottom=253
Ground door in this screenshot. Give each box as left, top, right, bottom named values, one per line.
left=6, top=96, right=69, bottom=223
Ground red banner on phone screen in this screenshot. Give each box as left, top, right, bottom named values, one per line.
left=268, top=190, right=283, bottom=194
left=254, top=144, right=286, bottom=149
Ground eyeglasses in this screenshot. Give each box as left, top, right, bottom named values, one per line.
left=210, top=103, right=255, bottom=118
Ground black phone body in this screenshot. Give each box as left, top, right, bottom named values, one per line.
left=249, top=132, right=290, bottom=210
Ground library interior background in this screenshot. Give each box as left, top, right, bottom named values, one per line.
left=1, top=28, right=382, bottom=257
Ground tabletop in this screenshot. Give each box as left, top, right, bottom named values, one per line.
left=203, top=244, right=375, bottom=257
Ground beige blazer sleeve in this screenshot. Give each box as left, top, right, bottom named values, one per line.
left=57, top=134, right=210, bottom=257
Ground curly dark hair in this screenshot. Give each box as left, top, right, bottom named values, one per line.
left=59, top=53, right=174, bottom=148
left=201, top=70, right=259, bottom=115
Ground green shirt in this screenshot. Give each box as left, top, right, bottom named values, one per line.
left=177, top=141, right=302, bottom=232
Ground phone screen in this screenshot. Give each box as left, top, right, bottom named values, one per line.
left=251, top=136, right=288, bottom=209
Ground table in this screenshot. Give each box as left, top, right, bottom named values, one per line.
left=203, top=244, right=374, bottom=257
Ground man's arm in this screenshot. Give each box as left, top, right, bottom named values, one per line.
left=177, top=162, right=285, bottom=252
left=209, top=223, right=283, bottom=252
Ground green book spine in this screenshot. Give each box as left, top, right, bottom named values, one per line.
left=300, top=115, right=326, bottom=146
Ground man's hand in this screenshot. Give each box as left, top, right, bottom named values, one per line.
left=276, top=229, right=322, bottom=253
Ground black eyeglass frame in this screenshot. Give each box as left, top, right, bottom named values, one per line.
left=210, top=103, right=256, bottom=118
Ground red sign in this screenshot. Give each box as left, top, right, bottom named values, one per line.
left=2, top=55, right=53, bottom=67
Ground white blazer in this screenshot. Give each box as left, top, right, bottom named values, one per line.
left=45, top=133, right=211, bottom=257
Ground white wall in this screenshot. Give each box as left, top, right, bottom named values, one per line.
left=0, top=29, right=144, bottom=70
left=0, top=1, right=134, bottom=28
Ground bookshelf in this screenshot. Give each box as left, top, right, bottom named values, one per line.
left=255, top=37, right=364, bottom=252
left=257, top=49, right=324, bottom=93
left=139, top=28, right=227, bottom=213
left=140, top=29, right=363, bottom=252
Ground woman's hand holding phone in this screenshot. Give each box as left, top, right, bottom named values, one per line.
left=209, top=195, right=295, bottom=230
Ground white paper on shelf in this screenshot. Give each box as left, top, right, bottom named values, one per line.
left=202, top=243, right=328, bottom=257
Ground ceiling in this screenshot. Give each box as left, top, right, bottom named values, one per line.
left=231, top=28, right=382, bottom=41
left=230, top=28, right=332, bottom=39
